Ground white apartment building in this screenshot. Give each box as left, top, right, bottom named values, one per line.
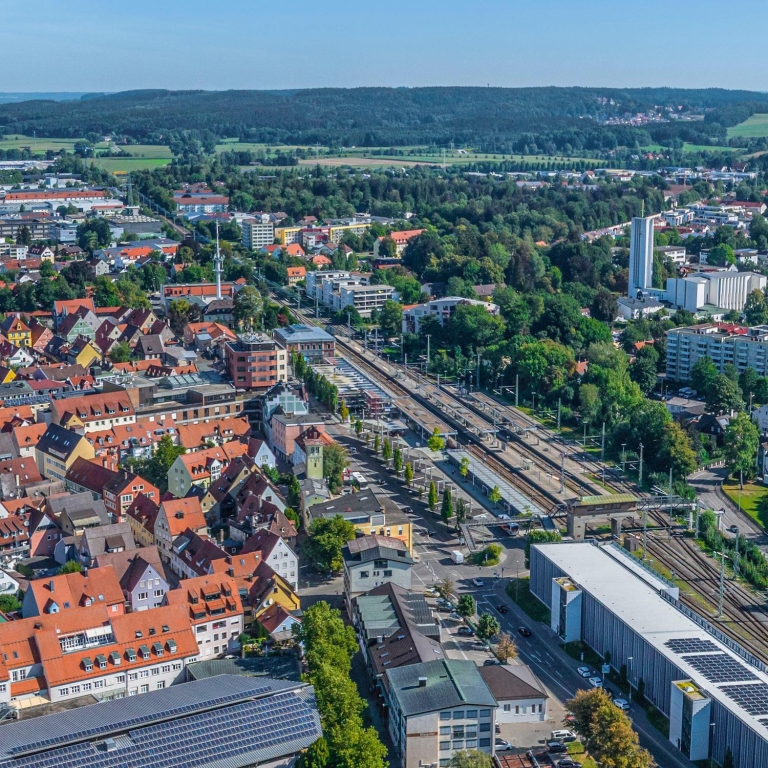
left=666, top=323, right=768, bottom=382
left=402, top=297, right=500, bottom=334
left=655, top=245, right=687, bottom=265
left=241, top=219, right=275, bottom=250
left=335, top=284, right=397, bottom=317
left=305, top=270, right=351, bottom=299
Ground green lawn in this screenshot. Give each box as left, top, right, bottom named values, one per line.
left=682, top=142, right=743, bottom=154
left=0, top=134, right=80, bottom=153
left=567, top=742, right=598, bottom=768
left=505, top=578, right=550, bottom=623
left=88, top=157, right=172, bottom=173
left=728, top=113, right=768, bottom=139
left=723, top=480, right=768, bottom=529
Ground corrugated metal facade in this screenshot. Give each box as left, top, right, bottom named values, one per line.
left=530, top=545, right=768, bottom=768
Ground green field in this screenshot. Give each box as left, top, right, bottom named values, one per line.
left=88, top=157, right=172, bottom=173
left=728, top=113, right=768, bottom=139
left=0, top=134, right=80, bottom=153
left=640, top=142, right=743, bottom=155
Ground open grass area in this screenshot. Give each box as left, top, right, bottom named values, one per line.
left=0, top=134, right=80, bottom=154
left=88, top=157, right=172, bottom=173
left=118, top=144, right=173, bottom=159
left=728, top=113, right=768, bottom=139
left=505, top=578, right=550, bottom=623
left=682, top=142, right=743, bottom=154
left=566, top=742, right=598, bottom=768
left=722, top=479, right=768, bottom=529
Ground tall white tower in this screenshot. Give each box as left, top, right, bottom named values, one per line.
left=214, top=222, right=223, bottom=301
left=628, top=216, right=654, bottom=298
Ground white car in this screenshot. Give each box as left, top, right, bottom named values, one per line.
left=576, top=666, right=592, bottom=678
left=472, top=578, right=485, bottom=588
left=588, top=676, right=603, bottom=688
left=614, top=698, right=630, bottom=711
left=551, top=730, right=577, bottom=742
left=494, top=739, right=513, bottom=751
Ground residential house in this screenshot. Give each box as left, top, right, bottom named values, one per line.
left=257, top=604, right=301, bottom=642
left=269, top=411, right=325, bottom=463
left=26, top=505, right=64, bottom=558
left=94, top=546, right=170, bottom=612
left=343, top=534, right=414, bottom=609
left=0, top=604, right=197, bottom=704
left=53, top=297, right=96, bottom=330
left=169, top=528, right=226, bottom=580
left=78, top=521, right=136, bottom=566
left=374, top=229, right=424, bottom=257
left=241, top=529, right=298, bottom=590
left=21, top=566, right=126, bottom=618
left=126, top=493, right=160, bottom=549
left=49, top=491, right=111, bottom=534
left=183, top=322, right=237, bottom=354
left=51, top=390, right=136, bottom=434
left=164, top=574, right=243, bottom=657
left=154, top=497, right=208, bottom=562
left=286, top=266, right=306, bottom=285
left=28, top=320, right=54, bottom=354
left=67, top=337, right=102, bottom=369
left=176, top=416, right=251, bottom=452
left=478, top=664, right=548, bottom=724
left=0, top=515, right=30, bottom=564
left=57, top=309, right=99, bottom=344
left=0, top=315, right=31, bottom=347
left=167, top=440, right=249, bottom=498
left=386, top=660, right=498, bottom=768
left=35, top=423, right=96, bottom=482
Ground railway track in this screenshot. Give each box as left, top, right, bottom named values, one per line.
left=642, top=517, right=768, bottom=662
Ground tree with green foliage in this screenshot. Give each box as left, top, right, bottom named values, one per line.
left=77, top=218, right=112, bottom=251
left=459, top=456, right=470, bottom=479
left=381, top=437, right=392, bottom=462
left=690, top=355, right=718, bottom=398
left=339, top=401, right=349, bottom=423
left=427, top=427, right=445, bottom=452
left=744, top=289, right=768, bottom=325
left=476, top=613, right=500, bottom=642
left=93, top=275, right=120, bottom=307
left=724, top=412, right=760, bottom=481
left=660, top=422, right=698, bottom=479
left=126, top=434, right=185, bottom=493
left=630, top=354, right=658, bottom=394
left=428, top=480, right=438, bottom=511
left=233, top=285, right=263, bottom=330
left=109, top=341, right=132, bottom=363
left=447, top=751, right=493, bottom=768
left=373, top=434, right=380, bottom=455
left=305, top=516, right=356, bottom=573
left=393, top=447, right=403, bottom=474
left=525, top=529, right=562, bottom=565
left=323, top=442, right=348, bottom=493
left=0, top=594, right=22, bottom=613
left=455, top=498, right=467, bottom=526
left=354, top=418, right=363, bottom=439
left=707, top=373, right=744, bottom=415
left=708, top=243, right=736, bottom=266
left=457, top=594, right=476, bottom=619
left=404, top=462, right=414, bottom=486
left=59, top=560, right=83, bottom=574
left=488, top=485, right=502, bottom=506
left=441, top=487, right=454, bottom=524
left=379, top=299, right=403, bottom=339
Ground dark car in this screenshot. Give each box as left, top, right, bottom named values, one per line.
left=483, top=659, right=501, bottom=666
left=518, top=626, right=532, bottom=637
left=546, top=741, right=567, bottom=754
left=497, top=604, right=509, bottom=614
left=557, top=760, right=582, bottom=768
left=457, top=626, right=474, bottom=637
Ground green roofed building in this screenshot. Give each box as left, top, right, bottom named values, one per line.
left=385, top=659, right=497, bottom=768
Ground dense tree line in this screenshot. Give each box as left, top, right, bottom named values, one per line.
left=4, top=86, right=768, bottom=155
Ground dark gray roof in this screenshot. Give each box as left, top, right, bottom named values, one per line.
left=47, top=492, right=109, bottom=526
left=308, top=488, right=384, bottom=521
left=35, top=423, right=86, bottom=461
left=0, top=675, right=320, bottom=767
left=186, top=657, right=301, bottom=682
left=386, top=659, right=497, bottom=717
left=343, top=535, right=413, bottom=566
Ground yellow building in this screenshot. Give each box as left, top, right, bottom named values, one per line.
left=0, top=316, right=31, bottom=347
left=67, top=338, right=102, bottom=368
left=0, top=366, right=15, bottom=384
left=275, top=226, right=302, bottom=245
left=35, top=422, right=96, bottom=482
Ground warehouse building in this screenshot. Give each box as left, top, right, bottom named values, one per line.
left=530, top=541, right=768, bottom=767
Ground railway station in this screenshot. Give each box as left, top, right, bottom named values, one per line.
left=531, top=541, right=768, bottom=768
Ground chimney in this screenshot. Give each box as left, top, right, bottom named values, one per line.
left=49, top=580, right=54, bottom=591
left=418, top=677, right=428, bottom=687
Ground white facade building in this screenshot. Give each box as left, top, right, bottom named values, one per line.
left=241, top=219, right=275, bottom=250
left=666, top=271, right=767, bottom=312
left=335, top=284, right=398, bottom=317
left=402, top=297, right=501, bottom=334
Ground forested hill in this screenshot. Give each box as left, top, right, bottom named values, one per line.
left=2, top=86, right=768, bottom=151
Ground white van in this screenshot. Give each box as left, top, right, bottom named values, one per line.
left=451, top=551, right=464, bottom=564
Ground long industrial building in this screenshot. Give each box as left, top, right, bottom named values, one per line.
left=530, top=542, right=768, bottom=767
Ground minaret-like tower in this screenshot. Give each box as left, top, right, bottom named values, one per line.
left=214, top=222, right=223, bottom=300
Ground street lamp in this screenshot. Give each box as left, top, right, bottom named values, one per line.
left=627, top=656, right=634, bottom=702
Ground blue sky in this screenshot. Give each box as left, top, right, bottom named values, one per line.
left=3, top=0, right=768, bottom=92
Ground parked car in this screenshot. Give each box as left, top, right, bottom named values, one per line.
left=577, top=667, right=592, bottom=678
left=551, top=730, right=577, bottom=743
left=614, top=698, right=630, bottom=711
left=494, top=739, right=513, bottom=751
left=471, top=643, right=488, bottom=651
left=547, top=741, right=567, bottom=754
left=729, top=524, right=739, bottom=533
left=483, top=659, right=501, bottom=666
left=424, top=587, right=439, bottom=597
left=557, top=760, right=582, bottom=768
left=457, top=626, right=474, bottom=637
left=472, top=578, right=485, bottom=588
left=497, top=604, right=509, bottom=614
left=588, top=676, right=603, bottom=688
left=518, top=626, right=532, bottom=637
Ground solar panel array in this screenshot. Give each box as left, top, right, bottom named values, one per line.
left=665, top=638, right=720, bottom=655
left=720, top=684, right=768, bottom=716
left=683, top=653, right=760, bottom=684
left=0, top=690, right=319, bottom=768
left=10, top=687, right=271, bottom=757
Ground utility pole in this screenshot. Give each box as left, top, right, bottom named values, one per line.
left=718, top=552, right=725, bottom=619
left=642, top=507, right=648, bottom=560
left=638, top=442, right=644, bottom=489
left=734, top=530, right=740, bottom=578
left=560, top=453, right=565, bottom=494
left=600, top=421, right=605, bottom=463
left=425, top=334, right=431, bottom=372
left=315, top=292, right=319, bottom=319
left=515, top=374, right=519, bottom=407
left=557, top=398, right=561, bottom=433
left=476, top=351, right=481, bottom=391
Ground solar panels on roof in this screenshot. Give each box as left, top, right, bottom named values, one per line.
left=665, top=638, right=720, bottom=655
left=721, top=684, right=768, bottom=716
left=684, top=653, right=759, bottom=684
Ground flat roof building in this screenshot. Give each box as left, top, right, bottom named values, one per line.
left=530, top=541, right=768, bottom=767
left=273, top=323, right=335, bottom=361
left=224, top=333, right=288, bottom=391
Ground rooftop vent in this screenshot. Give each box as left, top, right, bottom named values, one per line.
left=418, top=676, right=428, bottom=687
